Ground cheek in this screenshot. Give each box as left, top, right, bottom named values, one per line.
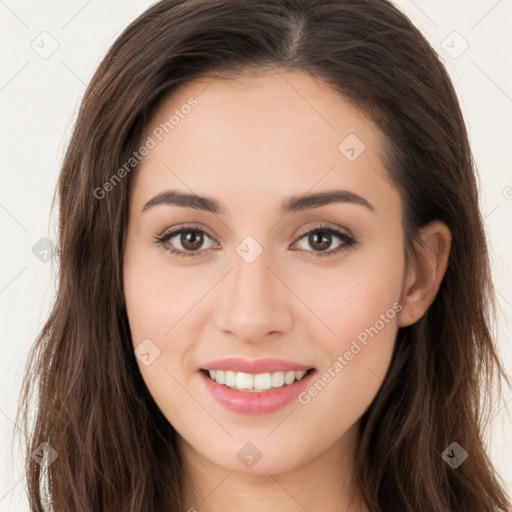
left=294, top=236, right=404, bottom=345
left=330, top=266, right=402, bottom=345
left=123, top=246, right=197, bottom=422
left=295, top=301, right=399, bottom=449
left=123, top=242, right=199, bottom=342
left=123, top=243, right=205, bottom=406
left=296, top=242, right=403, bottom=413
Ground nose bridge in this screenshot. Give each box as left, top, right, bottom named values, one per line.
left=232, top=245, right=272, bottom=303
left=214, top=237, right=292, bottom=339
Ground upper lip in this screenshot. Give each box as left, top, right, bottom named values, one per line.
left=200, top=358, right=315, bottom=374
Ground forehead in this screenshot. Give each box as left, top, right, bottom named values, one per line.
left=130, top=69, right=397, bottom=218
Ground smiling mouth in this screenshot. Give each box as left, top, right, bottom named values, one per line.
left=200, top=367, right=316, bottom=393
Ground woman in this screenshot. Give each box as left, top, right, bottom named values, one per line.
left=17, top=0, right=511, bottom=510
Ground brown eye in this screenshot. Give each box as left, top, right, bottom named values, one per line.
left=155, top=226, right=215, bottom=257
left=307, top=231, right=332, bottom=251
left=155, top=224, right=357, bottom=259
left=294, top=226, right=357, bottom=257
left=179, top=230, right=204, bottom=251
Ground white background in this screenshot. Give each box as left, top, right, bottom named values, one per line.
left=1, top=0, right=511, bottom=509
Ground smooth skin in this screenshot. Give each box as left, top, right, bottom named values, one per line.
left=123, top=69, right=451, bottom=512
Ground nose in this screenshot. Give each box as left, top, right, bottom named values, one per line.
left=214, top=244, right=293, bottom=343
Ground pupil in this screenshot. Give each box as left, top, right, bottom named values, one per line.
left=182, top=231, right=203, bottom=250
left=310, top=231, right=330, bottom=251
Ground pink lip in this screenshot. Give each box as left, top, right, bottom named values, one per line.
left=200, top=357, right=314, bottom=374
left=199, top=368, right=316, bottom=414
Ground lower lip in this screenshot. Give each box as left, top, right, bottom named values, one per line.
left=199, top=369, right=316, bottom=414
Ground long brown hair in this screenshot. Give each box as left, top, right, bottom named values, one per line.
left=16, top=0, right=511, bottom=510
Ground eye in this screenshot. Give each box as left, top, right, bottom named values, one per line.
left=154, top=223, right=358, bottom=258
left=153, top=224, right=216, bottom=258
left=292, top=225, right=357, bottom=257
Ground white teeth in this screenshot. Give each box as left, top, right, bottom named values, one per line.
left=225, top=370, right=236, bottom=387
left=271, top=371, right=285, bottom=388
left=253, top=373, right=272, bottom=390
left=206, top=369, right=311, bottom=391
left=284, top=371, right=296, bottom=385
left=236, top=372, right=254, bottom=390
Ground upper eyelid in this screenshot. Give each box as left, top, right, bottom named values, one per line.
left=158, top=224, right=215, bottom=243
left=294, top=223, right=352, bottom=239
left=158, top=223, right=351, bottom=239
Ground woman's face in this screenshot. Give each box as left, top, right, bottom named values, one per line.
left=123, top=70, right=407, bottom=477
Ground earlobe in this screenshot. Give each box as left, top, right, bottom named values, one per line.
left=398, top=220, right=452, bottom=328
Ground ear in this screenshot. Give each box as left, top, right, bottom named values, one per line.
left=398, top=220, right=452, bottom=327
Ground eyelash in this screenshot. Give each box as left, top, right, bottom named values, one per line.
left=153, top=223, right=358, bottom=259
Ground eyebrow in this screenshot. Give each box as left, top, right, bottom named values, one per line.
left=141, top=189, right=375, bottom=215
